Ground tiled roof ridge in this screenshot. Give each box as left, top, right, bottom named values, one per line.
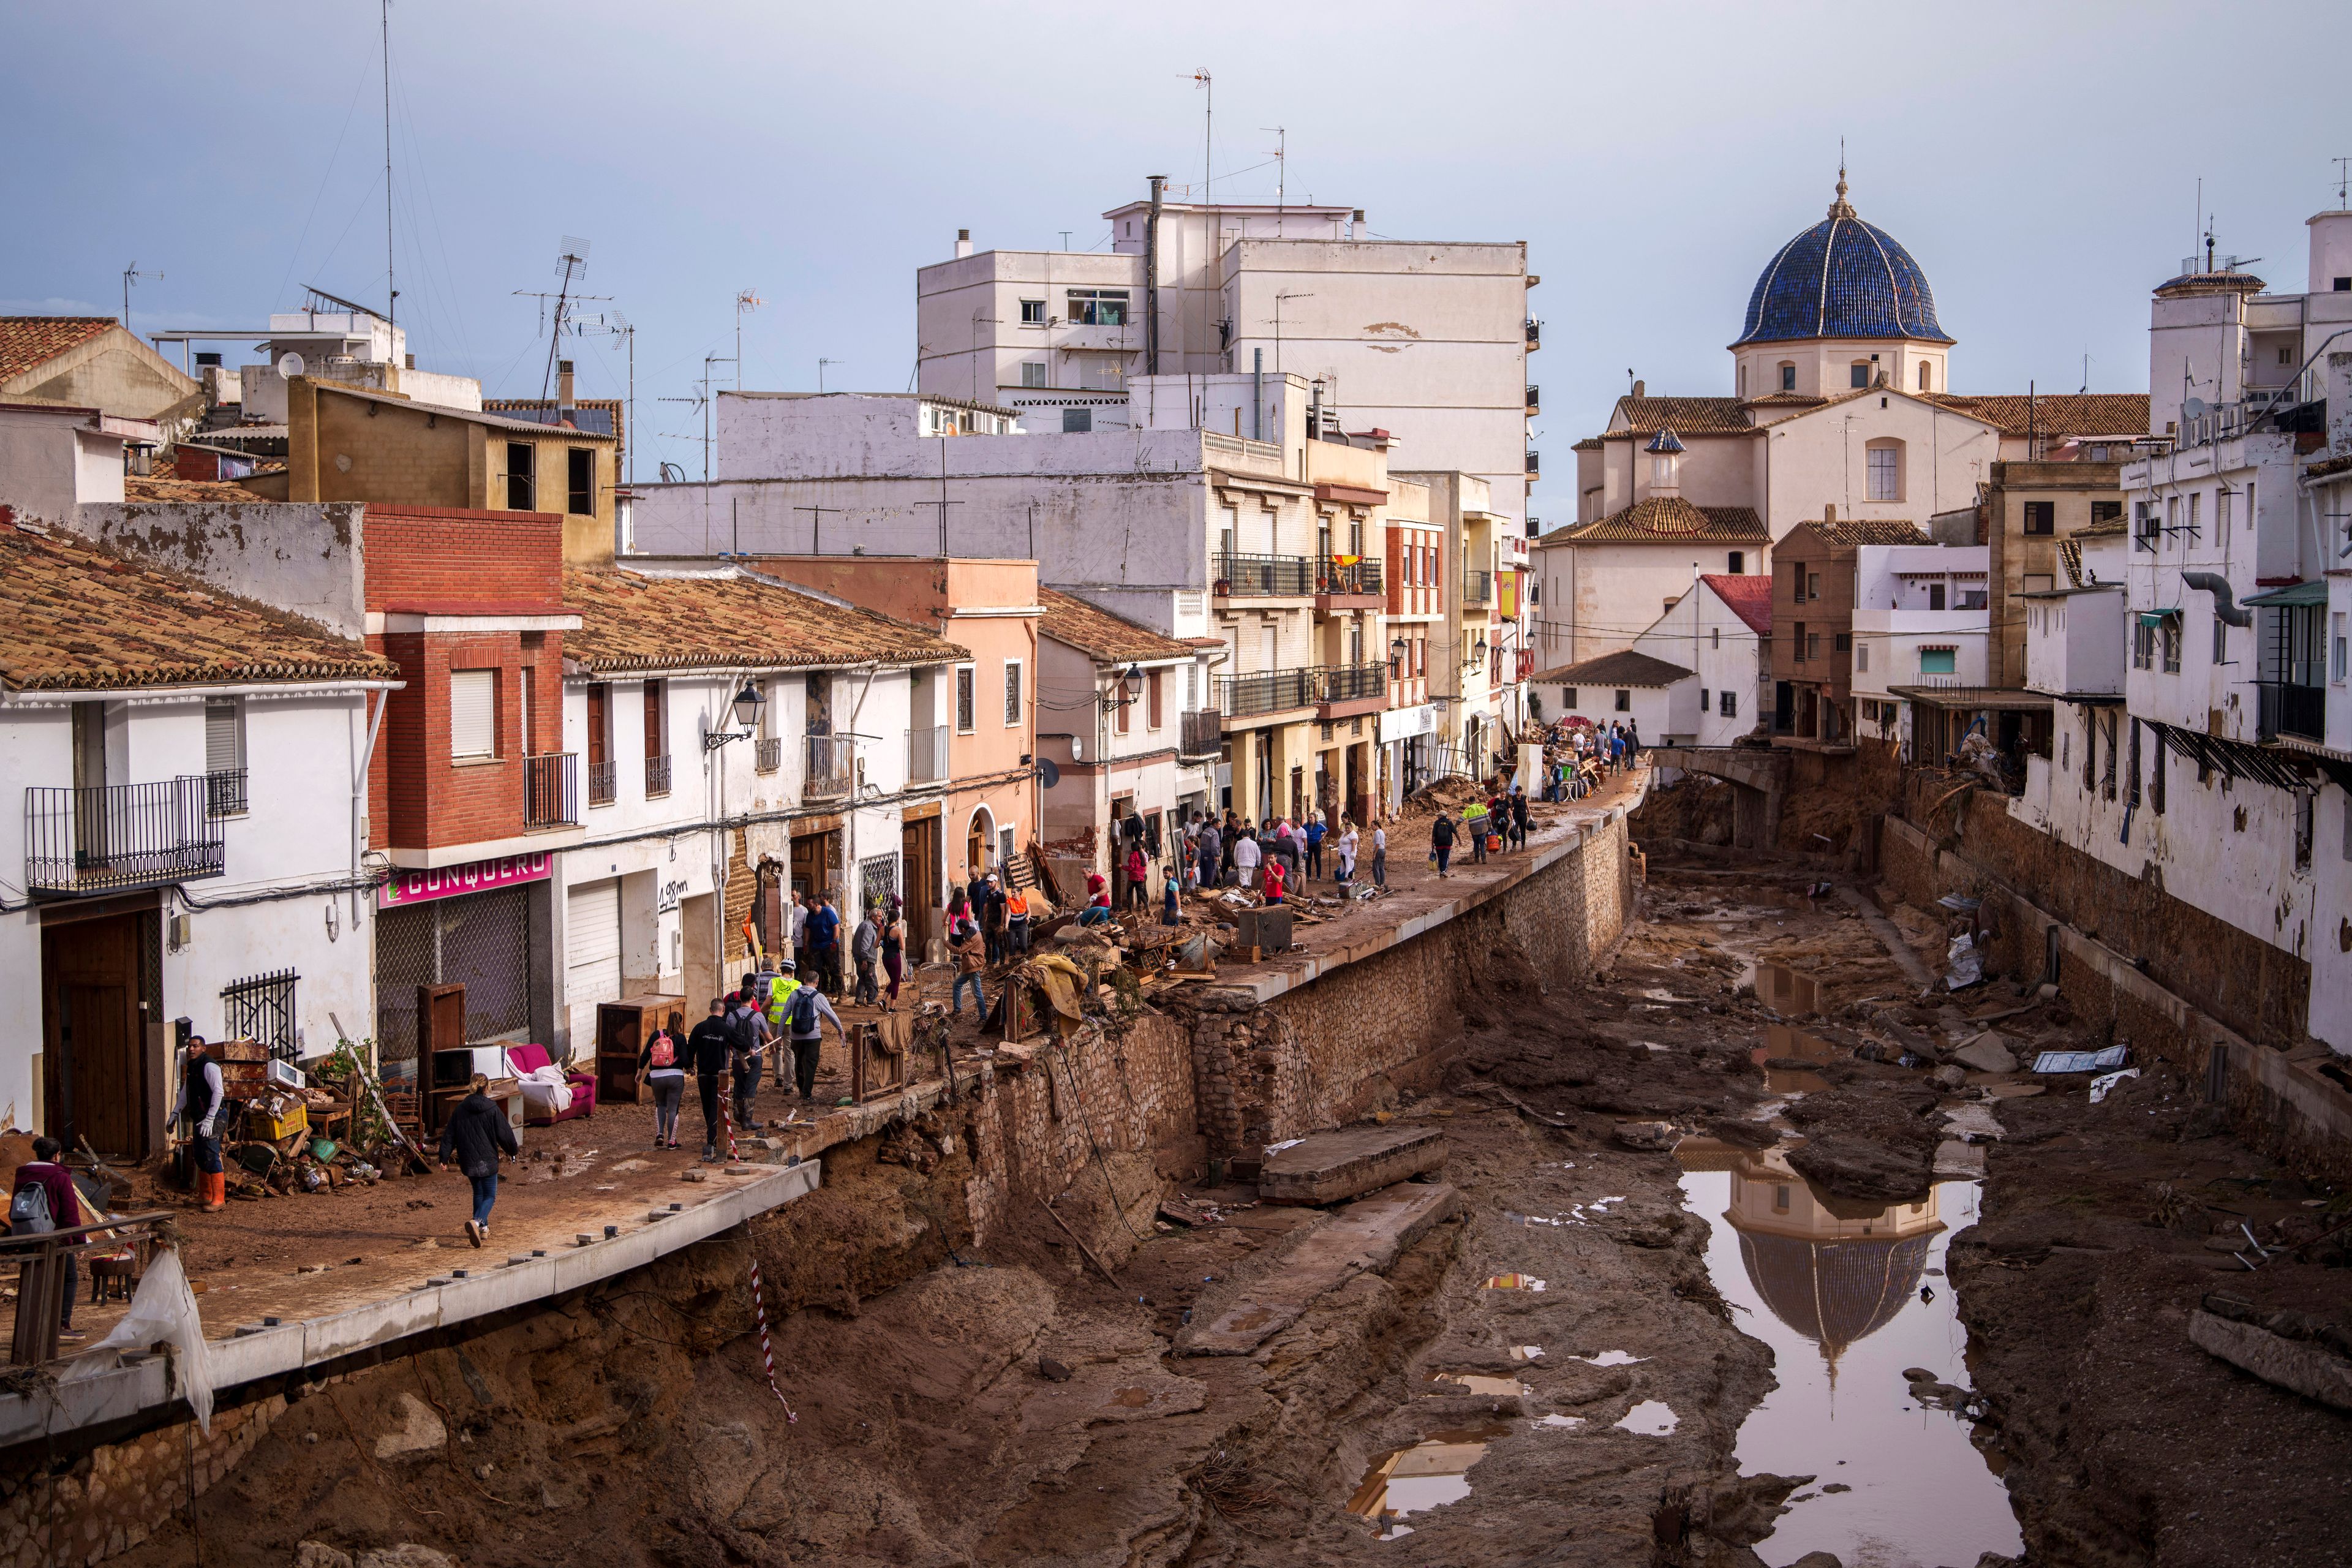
left=561, top=567, right=968, bottom=674
left=1037, top=587, right=1196, bottom=663
left=1700, top=572, right=1774, bottom=636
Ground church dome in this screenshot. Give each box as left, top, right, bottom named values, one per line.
left=1734, top=173, right=1951, bottom=347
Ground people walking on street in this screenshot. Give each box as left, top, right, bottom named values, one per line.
left=881, top=899, right=906, bottom=1009
left=853, top=907, right=882, bottom=1006
left=1371, top=821, right=1387, bottom=887
left=950, top=917, right=990, bottom=1017
left=687, top=997, right=737, bottom=1159
left=9, top=1137, right=88, bottom=1340
left=437, top=1073, right=519, bottom=1248
left=173, top=1034, right=227, bottom=1213
left=728, top=974, right=768, bottom=1131
left=1232, top=829, right=1261, bottom=889
left=788, top=890, right=809, bottom=969
left=1430, top=811, right=1458, bottom=878
left=1510, top=787, right=1530, bottom=850
left=1463, top=798, right=1490, bottom=864
left=638, top=1011, right=687, bottom=1149
left=781, top=972, right=846, bottom=1103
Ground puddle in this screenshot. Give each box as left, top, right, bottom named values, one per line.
left=1614, top=1400, right=1679, bottom=1435
left=1753, top=961, right=1822, bottom=1016
left=1535, top=1413, right=1585, bottom=1429
left=1508, top=1345, right=1545, bottom=1362
left=1346, top=1422, right=1512, bottom=1538
left=1675, top=1152, right=2022, bottom=1567
left=1751, top=1022, right=1841, bottom=1095
left=1423, top=1371, right=1529, bottom=1397
left=1575, top=1350, right=1645, bottom=1367
left=1481, top=1273, right=1547, bottom=1291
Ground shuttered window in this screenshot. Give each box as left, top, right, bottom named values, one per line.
left=205, top=696, right=244, bottom=775
left=956, top=666, right=976, bottom=733
left=451, top=670, right=497, bottom=759
left=1003, top=660, right=1023, bottom=726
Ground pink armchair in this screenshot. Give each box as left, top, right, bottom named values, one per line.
left=504, top=1043, right=596, bottom=1126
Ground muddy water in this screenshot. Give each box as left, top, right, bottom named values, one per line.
left=1346, top=1422, right=1513, bottom=1540
left=1753, top=959, right=1822, bottom=1016
left=1678, top=1160, right=2023, bottom=1568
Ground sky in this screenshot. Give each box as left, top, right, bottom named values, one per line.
left=9, top=1, right=2352, bottom=513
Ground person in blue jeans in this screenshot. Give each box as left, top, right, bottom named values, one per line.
left=949, top=918, right=989, bottom=1017
left=438, top=1074, right=519, bottom=1248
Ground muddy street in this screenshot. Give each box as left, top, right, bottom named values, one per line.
left=93, top=851, right=2351, bottom=1568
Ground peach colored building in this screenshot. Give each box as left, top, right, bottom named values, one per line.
left=744, top=556, right=1039, bottom=951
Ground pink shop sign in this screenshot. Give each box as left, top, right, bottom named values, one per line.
left=378, top=852, right=551, bottom=908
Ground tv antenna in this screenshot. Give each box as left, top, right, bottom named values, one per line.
left=1058, top=230, right=1073, bottom=252
left=1264, top=126, right=1287, bottom=211
left=2337, top=157, right=2351, bottom=209
left=527, top=237, right=593, bottom=401
left=382, top=0, right=395, bottom=325
left=817, top=357, right=840, bottom=393
left=121, top=262, right=162, bottom=337
left=573, top=309, right=635, bottom=483
left=1190, top=69, right=1213, bottom=202
left=734, top=290, right=763, bottom=391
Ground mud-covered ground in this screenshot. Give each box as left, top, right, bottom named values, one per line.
left=93, top=858, right=2350, bottom=1568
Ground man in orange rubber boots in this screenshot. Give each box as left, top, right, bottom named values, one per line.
left=173, top=1036, right=228, bottom=1212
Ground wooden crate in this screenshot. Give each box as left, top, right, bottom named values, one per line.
left=596, top=994, right=687, bottom=1106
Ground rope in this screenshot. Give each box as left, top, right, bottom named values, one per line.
left=717, top=1092, right=797, bottom=1425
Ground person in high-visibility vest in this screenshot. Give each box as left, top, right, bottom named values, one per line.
left=764, top=961, right=800, bottom=1089
left=1463, top=797, right=1490, bottom=864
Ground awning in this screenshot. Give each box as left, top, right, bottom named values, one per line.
left=2137, top=609, right=2180, bottom=627
left=2242, top=580, right=2327, bottom=607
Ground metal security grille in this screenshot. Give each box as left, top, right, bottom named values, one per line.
left=374, top=885, right=538, bottom=1069
left=222, top=969, right=300, bottom=1061
left=859, top=853, right=899, bottom=916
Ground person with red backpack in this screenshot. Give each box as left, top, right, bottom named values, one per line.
left=638, top=1011, right=688, bottom=1150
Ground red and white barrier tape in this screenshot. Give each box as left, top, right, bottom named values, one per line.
left=720, top=1086, right=796, bottom=1423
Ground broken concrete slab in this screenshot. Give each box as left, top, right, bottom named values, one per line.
left=1950, top=1033, right=2019, bottom=1075
left=2188, top=1309, right=2352, bottom=1412
left=1257, top=1123, right=1446, bottom=1206
left=1175, top=1182, right=1462, bottom=1356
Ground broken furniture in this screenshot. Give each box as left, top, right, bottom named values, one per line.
left=505, top=1042, right=597, bottom=1126
left=3, top=1211, right=170, bottom=1365
left=595, top=993, right=687, bottom=1106
left=1233, top=904, right=1292, bottom=961
left=850, top=1010, right=914, bottom=1102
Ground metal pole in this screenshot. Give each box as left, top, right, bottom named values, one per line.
left=382, top=0, right=394, bottom=326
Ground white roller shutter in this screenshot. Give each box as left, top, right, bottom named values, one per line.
left=450, top=670, right=496, bottom=759
left=565, top=878, right=622, bottom=1052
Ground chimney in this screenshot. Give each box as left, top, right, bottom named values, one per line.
left=954, top=228, right=973, bottom=260
left=558, top=360, right=575, bottom=411
left=1630, top=379, right=1645, bottom=401
left=1823, top=503, right=1838, bottom=525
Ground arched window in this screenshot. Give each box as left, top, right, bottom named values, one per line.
left=1865, top=437, right=1905, bottom=502
left=1778, top=361, right=1796, bottom=393
left=1738, top=364, right=1747, bottom=398
left=1917, top=361, right=1932, bottom=391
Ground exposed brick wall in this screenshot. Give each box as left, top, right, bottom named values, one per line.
left=369, top=625, right=568, bottom=851
left=0, top=1394, right=283, bottom=1566
left=361, top=505, right=563, bottom=612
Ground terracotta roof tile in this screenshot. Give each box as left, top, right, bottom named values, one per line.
left=1801, top=518, right=1931, bottom=548
left=2302, top=452, right=2352, bottom=480
left=1037, top=588, right=1194, bottom=664
left=1603, top=396, right=1755, bottom=437
left=2071, top=513, right=2129, bottom=537
left=1540, top=497, right=1768, bottom=545
left=0, top=522, right=396, bottom=692
left=0, top=318, right=115, bottom=384
left=123, top=473, right=271, bottom=504
left=1700, top=573, right=1774, bottom=636
left=1930, top=393, right=2150, bottom=439
left=1528, top=649, right=1692, bottom=687
left=563, top=568, right=966, bottom=675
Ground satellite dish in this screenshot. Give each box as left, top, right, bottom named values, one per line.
left=276, top=352, right=306, bottom=380
left=1036, top=758, right=1062, bottom=788
left=2182, top=396, right=2207, bottom=419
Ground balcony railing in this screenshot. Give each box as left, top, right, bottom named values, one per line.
left=2259, top=681, right=2326, bottom=742
left=524, top=752, right=578, bottom=829
left=907, top=723, right=948, bottom=783
left=1462, top=570, right=1493, bottom=605
left=587, top=757, right=617, bottom=807
left=25, top=777, right=225, bottom=897
left=204, top=768, right=247, bottom=818
left=645, top=753, right=672, bottom=798
left=755, top=736, right=783, bottom=774
left=1217, top=668, right=1316, bottom=719
left=1315, top=556, right=1384, bottom=597
left=1180, top=707, right=1222, bottom=756
left=1312, top=662, right=1388, bottom=706
left=806, top=734, right=855, bottom=797
left=1216, top=551, right=1314, bottom=597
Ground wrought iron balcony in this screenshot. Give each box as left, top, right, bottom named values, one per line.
left=587, top=758, right=617, bottom=807
left=1311, top=662, right=1388, bottom=707
left=1217, top=668, right=1316, bottom=719
left=2259, top=681, right=2326, bottom=742
left=203, top=768, right=247, bottom=818
left=1179, top=708, right=1223, bottom=757
left=25, top=777, right=225, bottom=897
left=523, top=752, right=578, bottom=828
left=1215, top=552, right=1314, bottom=598
left=1314, top=556, right=1384, bottom=598
left=907, top=723, right=948, bottom=783
left=1462, top=570, right=1494, bottom=605
left=805, top=733, right=855, bottom=797
left=645, top=753, right=673, bottom=798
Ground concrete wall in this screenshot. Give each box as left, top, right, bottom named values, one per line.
left=1760, top=395, right=1998, bottom=543
left=76, top=499, right=369, bottom=638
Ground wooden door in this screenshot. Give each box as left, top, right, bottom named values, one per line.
left=40, top=912, right=145, bottom=1156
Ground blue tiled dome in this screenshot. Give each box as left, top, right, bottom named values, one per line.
left=1734, top=176, right=1951, bottom=347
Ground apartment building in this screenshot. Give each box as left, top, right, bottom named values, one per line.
left=1847, top=543, right=1997, bottom=756
left=1381, top=475, right=1444, bottom=800
left=916, top=186, right=1537, bottom=526
left=1770, top=514, right=1931, bottom=745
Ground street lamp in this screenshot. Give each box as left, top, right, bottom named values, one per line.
left=1108, top=663, right=1145, bottom=707
left=704, top=681, right=766, bottom=751
left=1388, top=636, right=1408, bottom=677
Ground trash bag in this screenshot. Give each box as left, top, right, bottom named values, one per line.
left=59, top=1246, right=214, bottom=1432
left=1944, top=931, right=1983, bottom=990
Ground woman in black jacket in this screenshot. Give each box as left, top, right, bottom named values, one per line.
left=437, top=1074, right=521, bottom=1247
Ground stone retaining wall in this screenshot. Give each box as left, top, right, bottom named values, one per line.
left=0, top=1395, right=282, bottom=1568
